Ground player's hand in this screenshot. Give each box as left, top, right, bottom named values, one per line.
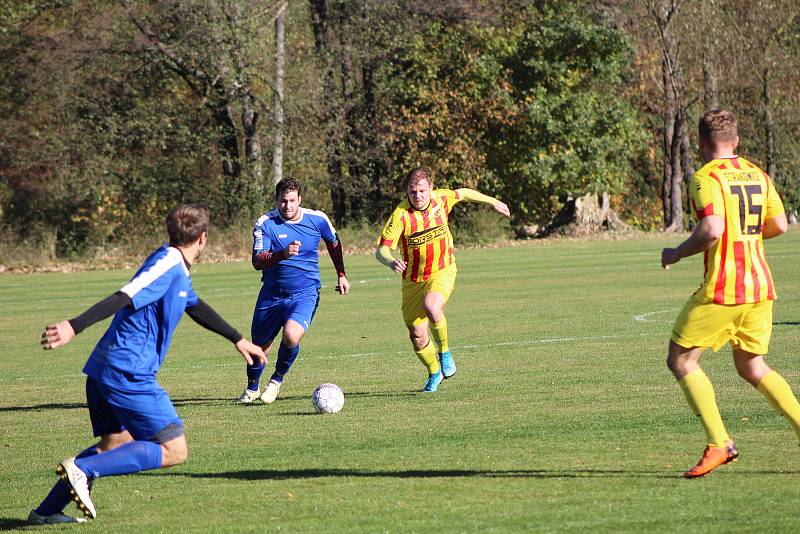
left=661, top=247, right=680, bottom=269
left=41, top=320, right=76, bottom=350
left=335, top=275, right=351, bottom=295
left=284, top=240, right=301, bottom=258
left=235, top=338, right=267, bottom=366
left=391, top=259, right=407, bottom=273
left=494, top=201, right=511, bottom=218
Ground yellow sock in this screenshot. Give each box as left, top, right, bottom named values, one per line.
left=430, top=316, right=449, bottom=354
left=757, top=371, right=800, bottom=437
left=414, top=342, right=440, bottom=374
left=678, top=369, right=730, bottom=447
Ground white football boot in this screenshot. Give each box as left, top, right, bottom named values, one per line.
left=28, top=510, right=88, bottom=524
left=238, top=388, right=261, bottom=404
left=260, top=379, right=282, bottom=404
left=56, top=458, right=96, bottom=519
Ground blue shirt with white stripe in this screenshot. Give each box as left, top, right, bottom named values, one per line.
left=253, top=207, right=337, bottom=294
left=83, top=245, right=198, bottom=385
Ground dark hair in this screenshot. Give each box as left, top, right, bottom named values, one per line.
left=699, top=109, right=738, bottom=144
left=165, top=204, right=210, bottom=246
left=275, top=177, right=302, bottom=200
left=404, top=167, right=433, bottom=188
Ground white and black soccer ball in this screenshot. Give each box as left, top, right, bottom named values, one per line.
left=312, top=383, right=344, bottom=414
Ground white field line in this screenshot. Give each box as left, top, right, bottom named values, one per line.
left=632, top=309, right=678, bottom=324
left=165, top=332, right=662, bottom=370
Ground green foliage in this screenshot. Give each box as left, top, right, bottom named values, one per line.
left=369, top=3, right=647, bottom=228
left=485, top=5, right=648, bottom=226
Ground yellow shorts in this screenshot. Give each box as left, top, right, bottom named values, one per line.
left=671, top=297, right=773, bottom=354
left=401, top=264, right=457, bottom=326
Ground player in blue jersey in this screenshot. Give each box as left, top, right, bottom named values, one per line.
left=29, top=204, right=265, bottom=524
left=238, top=177, right=350, bottom=404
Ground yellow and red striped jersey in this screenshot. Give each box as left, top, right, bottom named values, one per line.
left=378, top=189, right=463, bottom=282
left=691, top=156, right=784, bottom=304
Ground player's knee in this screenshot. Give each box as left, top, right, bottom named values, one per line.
left=422, top=300, right=442, bottom=319
left=733, top=351, right=770, bottom=386
left=282, top=332, right=301, bottom=347
left=282, top=323, right=305, bottom=347
left=665, top=352, right=690, bottom=378
left=423, top=306, right=442, bottom=322
left=161, top=442, right=189, bottom=467
left=665, top=353, right=678, bottom=373
left=734, top=361, right=768, bottom=386
left=175, top=446, right=189, bottom=465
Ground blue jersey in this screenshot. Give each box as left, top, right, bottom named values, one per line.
left=253, top=207, right=337, bottom=294
left=83, top=245, right=198, bottom=385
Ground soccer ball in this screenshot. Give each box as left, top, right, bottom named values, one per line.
left=312, top=383, right=344, bottom=414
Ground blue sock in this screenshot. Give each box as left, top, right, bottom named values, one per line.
left=36, top=446, right=98, bottom=516
left=271, top=343, right=300, bottom=382
left=75, top=441, right=162, bottom=479
left=247, top=361, right=266, bottom=391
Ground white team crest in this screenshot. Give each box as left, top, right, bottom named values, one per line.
left=179, top=291, right=188, bottom=297
left=278, top=234, right=288, bottom=238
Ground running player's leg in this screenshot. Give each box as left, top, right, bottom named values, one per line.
left=425, top=292, right=455, bottom=378
left=667, top=341, right=731, bottom=448
left=243, top=296, right=283, bottom=402
left=33, top=378, right=130, bottom=521
left=668, top=299, right=742, bottom=477
left=263, top=290, right=319, bottom=402
left=667, top=340, right=738, bottom=478
left=55, top=379, right=183, bottom=518
left=731, top=301, right=800, bottom=439
left=426, top=266, right=457, bottom=377
left=271, top=319, right=305, bottom=382
left=734, top=349, right=800, bottom=437
left=402, top=280, right=441, bottom=391
left=32, top=435, right=118, bottom=521
left=72, top=381, right=183, bottom=478
left=241, top=339, right=274, bottom=402
left=408, top=321, right=441, bottom=392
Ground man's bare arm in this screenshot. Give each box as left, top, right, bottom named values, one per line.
left=661, top=215, right=724, bottom=268
left=762, top=214, right=788, bottom=240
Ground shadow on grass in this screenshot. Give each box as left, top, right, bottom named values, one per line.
left=165, top=467, right=680, bottom=480
left=0, top=402, right=86, bottom=413
left=337, top=390, right=420, bottom=399
left=0, top=391, right=420, bottom=413
left=773, top=321, right=800, bottom=326
left=256, top=391, right=420, bottom=402
left=0, top=518, right=33, bottom=530
left=172, top=398, right=244, bottom=406
left=0, top=398, right=234, bottom=412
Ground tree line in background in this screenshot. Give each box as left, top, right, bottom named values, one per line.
left=1, top=0, right=799, bottom=258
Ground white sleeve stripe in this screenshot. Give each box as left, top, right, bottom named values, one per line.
left=253, top=214, right=271, bottom=250
left=302, top=208, right=336, bottom=236
left=253, top=226, right=264, bottom=250
left=121, top=249, right=182, bottom=298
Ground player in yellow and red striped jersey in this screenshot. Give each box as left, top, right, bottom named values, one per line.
left=662, top=110, right=800, bottom=478
left=376, top=167, right=510, bottom=392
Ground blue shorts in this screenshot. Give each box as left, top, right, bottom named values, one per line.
left=85, top=377, right=184, bottom=443
left=251, top=287, right=320, bottom=346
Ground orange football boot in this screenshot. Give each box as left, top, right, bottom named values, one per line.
left=683, top=441, right=739, bottom=478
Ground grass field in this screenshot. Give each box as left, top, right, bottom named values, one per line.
left=2, top=231, right=800, bottom=532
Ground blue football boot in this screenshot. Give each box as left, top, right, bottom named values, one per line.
left=422, top=370, right=443, bottom=393
left=439, top=351, right=457, bottom=378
